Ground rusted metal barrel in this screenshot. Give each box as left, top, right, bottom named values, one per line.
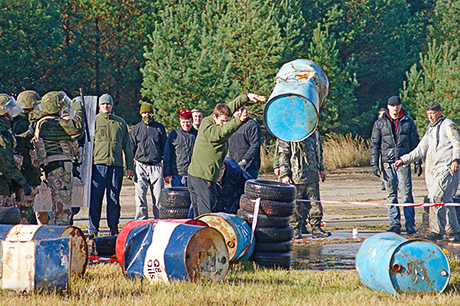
left=0, top=224, right=88, bottom=293
left=120, top=220, right=229, bottom=283
left=195, top=213, right=254, bottom=263
left=264, top=59, right=329, bottom=142
left=356, top=232, right=450, bottom=294
left=116, top=219, right=206, bottom=269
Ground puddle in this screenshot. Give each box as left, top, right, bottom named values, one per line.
left=291, top=242, right=361, bottom=270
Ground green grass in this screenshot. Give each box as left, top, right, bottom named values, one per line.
left=2, top=259, right=459, bottom=305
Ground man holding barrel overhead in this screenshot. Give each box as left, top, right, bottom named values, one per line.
left=187, top=93, right=265, bottom=218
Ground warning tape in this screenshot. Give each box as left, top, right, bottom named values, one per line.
left=295, top=198, right=460, bottom=207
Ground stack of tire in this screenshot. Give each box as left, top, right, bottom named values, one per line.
left=237, top=179, right=296, bottom=269
left=159, top=187, right=191, bottom=219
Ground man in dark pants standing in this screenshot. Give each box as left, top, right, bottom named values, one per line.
left=187, top=93, right=265, bottom=217
left=89, top=94, right=134, bottom=236
left=228, top=108, right=261, bottom=179
left=370, top=96, right=421, bottom=236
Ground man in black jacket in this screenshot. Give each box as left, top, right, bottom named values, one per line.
left=370, top=96, right=421, bottom=236
left=228, top=107, right=261, bottom=178
left=163, top=110, right=197, bottom=187
left=130, top=104, right=167, bottom=219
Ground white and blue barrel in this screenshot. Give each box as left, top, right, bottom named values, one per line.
left=196, top=213, right=254, bottom=263
left=264, top=59, right=329, bottom=142
left=356, top=232, right=450, bottom=294
left=0, top=224, right=88, bottom=293
left=121, top=220, right=229, bottom=283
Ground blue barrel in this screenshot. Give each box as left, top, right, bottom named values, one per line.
left=264, top=59, right=329, bottom=142
left=0, top=224, right=88, bottom=293
left=356, top=232, right=450, bottom=294
left=196, top=213, right=254, bottom=263
left=122, top=220, right=229, bottom=283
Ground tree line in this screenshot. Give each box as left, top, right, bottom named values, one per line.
left=2, top=0, right=458, bottom=138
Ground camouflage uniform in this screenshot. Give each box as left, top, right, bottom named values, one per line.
left=278, top=131, right=326, bottom=232
left=0, top=96, right=28, bottom=208
left=30, top=91, right=83, bottom=225
left=11, top=91, right=42, bottom=223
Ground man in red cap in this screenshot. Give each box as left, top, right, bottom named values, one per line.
left=163, top=109, right=197, bottom=187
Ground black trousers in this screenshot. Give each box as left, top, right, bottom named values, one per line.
left=188, top=174, right=219, bottom=217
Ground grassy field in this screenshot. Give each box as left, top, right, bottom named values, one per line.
left=1, top=257, right=460, bottom=306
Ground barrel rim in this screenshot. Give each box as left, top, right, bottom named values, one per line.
left=263, top=93, right=319, bottom=142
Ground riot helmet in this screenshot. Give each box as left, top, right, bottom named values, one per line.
left=0, top=94, right=23, bottom=117
left=41, top=91, right=74, bottom=118
left=17, top=90, right=41, bottom=110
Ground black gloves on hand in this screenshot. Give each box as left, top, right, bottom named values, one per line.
left=415, top=164, right=422, bottom=177
left=372, top=165, right=381, bottom=178
left=22, top=183, right=32, bottom=196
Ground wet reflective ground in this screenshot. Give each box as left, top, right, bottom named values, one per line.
left=292, top=242, right=361, bottom=270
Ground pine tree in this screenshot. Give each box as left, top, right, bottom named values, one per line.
left=140, top=0, right=240, bottom=131
left=401, top=40, right=460, bottom=131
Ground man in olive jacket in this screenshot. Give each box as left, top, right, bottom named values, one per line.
left=188, top=93, right=265, bottom=217
left=89, top=94, right=134, bottom=236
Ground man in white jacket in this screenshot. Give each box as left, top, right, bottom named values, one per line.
left=395, top=103, right=460, bottom=241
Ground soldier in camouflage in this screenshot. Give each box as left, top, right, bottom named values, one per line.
left=30, top=91, right=83, bottom=225
left=0, top=94, right=32, bottom=208
left=11, top=90, right=42, bottom=223
left=278, top=130, right=331, bottom=239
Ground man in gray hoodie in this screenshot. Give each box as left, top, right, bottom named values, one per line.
left=395, top=103, right=460, bottom=242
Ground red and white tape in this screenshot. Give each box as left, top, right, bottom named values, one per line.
left=295, top=198, right=460, bottom=207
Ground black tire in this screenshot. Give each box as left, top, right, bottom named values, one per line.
left=254, top=225, right=294, bottom=243
left=159, top=187, right=191, bottom=209
left=237, top=209, right=291, bottom=227
left=254, top=240, right=293, bottom=253
left=244, top=179, right=296, bottom=202
left=251, top=251, right=292, bottom=269
left=159, top=207, right=190, bottom=219
left=239, top=194, right=295, bottom=216
left=93, top=235, right=117, bottom=256
left=0, top=207, right=21, bottom=224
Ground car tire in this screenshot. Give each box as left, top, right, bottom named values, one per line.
left=0, top=207, right=21, bottom=224
left=239, top=194, right=295, bottom=216
left=158, top=207, right=190, bottom=219
left=254, top=225, right=294, bottom=243
left=254, top=240, right=293, bottom=253
left=244, top=179, right=296, bottom=202
left=251, top=251, right=292, bottom=269
left=159, top=187, right=191, bottom=209
left=237, top=209, right=291, bottom=227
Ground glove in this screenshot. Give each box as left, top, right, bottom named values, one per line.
left=372, top=165, right=381, bottom=178
left=415, top=163, right=422, bottom=177
left=22, top=183, right=32, bottom=196
left=238, top=159, right=248, bottom=169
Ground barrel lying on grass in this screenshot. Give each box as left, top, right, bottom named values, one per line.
left=0, top=224, right=88, bottom=293
left=356, top=232, right=450, bottom=295
left=117, top=219, right=229, bottom=283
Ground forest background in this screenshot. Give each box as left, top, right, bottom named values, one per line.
left=1, top=0, right=460, bottom=142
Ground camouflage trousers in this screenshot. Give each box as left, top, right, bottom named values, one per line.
left=291, top=182, right=323, bottom=228
left=12, top=186, right=39, bottom=224
left=46, top=166, right=72, bottom=225
left=0, top=195, right=14, bottom=208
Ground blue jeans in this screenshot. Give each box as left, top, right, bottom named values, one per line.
left=245, top=168, right=259, bottom=179
left=382, top=163, right=415, bottom=231
left=171, top=175, right=187, bottom=187
left=89, top=165, right=123, bottom=234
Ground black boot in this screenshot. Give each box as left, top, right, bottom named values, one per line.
left=311, top=226, right=331, bottom=238
left=301, top=226, right=310, bottom=234
left=293, top=227, right=302, bottom=239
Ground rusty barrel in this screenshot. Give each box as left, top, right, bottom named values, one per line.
left=264, top=59, right=329, bottom=142
left=120, top=220, right=229, bottom=283
left=356, top=232, right=450, bottom=294
left=116, top=219, right=206, bottom=269
left=195, top=213, right=254, bottom=263
left=0, top=224, right=88, bottom=293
